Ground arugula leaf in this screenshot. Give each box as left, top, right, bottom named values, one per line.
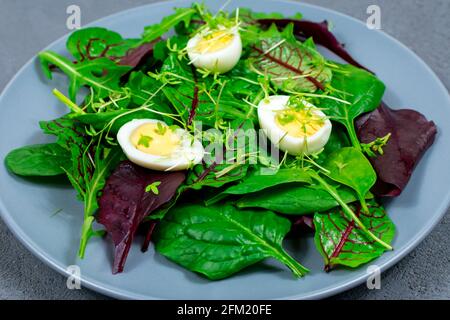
left=318, top=63, right=385, bottom=149
left=74, top=108, right=162, bottom=135
left=154, top=203, right=309, bottom=279
left=323, top=147, right=376, bottom=212
left=5, top=143, right=70, bottom=176
left=40, top=117, right=125, bottom=257
left=236, top=183, right=358, bottom=215
left=39, top=51, right=131, bottom=102
left=249, top=24, right=332, bottom=93
left=314, top=201, right=395, bottom=270
left=66, top=27, right=140, bottom=62
left=78, top=146, right=123, bottom=258
left=206, top=168, right=312, bottom=205
left=141, top=7, right=196, bottom=43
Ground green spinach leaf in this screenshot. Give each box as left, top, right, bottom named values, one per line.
left=323, top=147, right=376, bottom=212
left=319, top=125, right=350, bottom=161
left=5, top=143, right=70, bottom=176
left=154, top=203, right=309, bottom=280
left=319, top=63, right=385, bottom=148
left=236, top=183, right=359, bottom=215
left=206, top=168, right=312, bottom=205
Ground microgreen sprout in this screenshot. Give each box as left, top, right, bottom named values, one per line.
left=145, top=181, right=161, bottom=195
left=148, top=70, right=194, bottom=85
left=361, top=133, right=391, bottom=158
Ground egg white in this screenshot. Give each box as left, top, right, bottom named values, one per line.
left=117, top=119, right=204, bottom=171
left=258, top=95, right=332, bottom=156
left=186, top=26, right=242, bottom=74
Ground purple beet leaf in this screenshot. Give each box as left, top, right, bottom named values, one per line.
left=356, top=103, right=437, bottom=197
left=141, top=221, right=158, bottom=253
left=287, top=215, right=315, bottom=239
left=97, top=161, right=185, bottom=273
left=118, top=39, right=160, bottom=68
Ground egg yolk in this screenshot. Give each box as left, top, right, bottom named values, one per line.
left=130, top=123, right=180, bottom=157
left=195, top=30, right=234, bottom=53
left=275, top=108, right=325, bottom=138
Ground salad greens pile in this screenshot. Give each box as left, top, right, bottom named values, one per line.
left=4, top=3, right=436, bottom=279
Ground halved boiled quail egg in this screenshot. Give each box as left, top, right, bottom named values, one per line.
left=186, top=25, right=242, bottom=74
left=258, top=95, right=332, bottom=156
left=117, top=119, right=204, bottom=171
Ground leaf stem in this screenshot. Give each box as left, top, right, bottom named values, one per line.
left=52, top=89, right=85, bottom=114
left=346, top=121, right=361, bottom=151
left=359, top=196, right=370, bottom=214
left=78, top=216, right=94, bottom=258
left=275, top=248, right=310, bottom=278
left=311, top=173, right=393, bottom=250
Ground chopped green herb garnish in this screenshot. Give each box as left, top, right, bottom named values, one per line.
left=138, top=135, right=153, bottom=148
left=154, top=122, right=167, bottom=135
left=276, top=113, right=296, bottom=125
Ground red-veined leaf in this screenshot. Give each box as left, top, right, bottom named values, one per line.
left=249, top=24, right=332, bottom=92
left=313, top=201, right=395, bottom=271
left=257, top=19, right=370, bottom=72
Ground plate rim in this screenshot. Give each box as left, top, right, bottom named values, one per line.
left=1, top=0, right=449, bottom=300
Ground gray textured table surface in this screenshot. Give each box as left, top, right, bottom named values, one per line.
left=0, top=0, right=449, bottom=300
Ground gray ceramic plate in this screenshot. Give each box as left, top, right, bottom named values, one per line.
left=1, top=0, right=449, bottom=300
